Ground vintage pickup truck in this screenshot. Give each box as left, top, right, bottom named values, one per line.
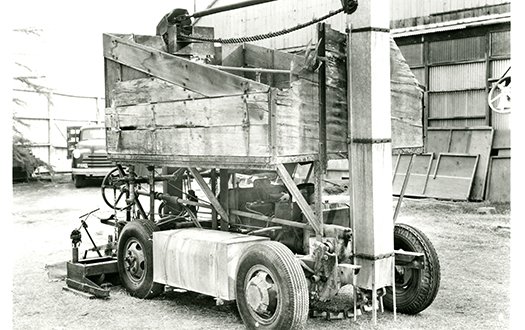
left=70, top=125, right=114, bottom=188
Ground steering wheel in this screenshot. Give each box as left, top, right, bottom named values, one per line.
left=101, top=166, right=129, bottom=210
left=488, top=75, right=511, bottom=114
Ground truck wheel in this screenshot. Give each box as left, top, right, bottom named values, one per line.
left=384, top=223, right=440, bottom=314
left=74, top=175, right=85, bottom=188
left=117, top=219, right=163, bottom=299
left=236, top=241, right=309, bottom=330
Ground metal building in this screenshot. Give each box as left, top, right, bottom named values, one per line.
left=196, top=0, right=511, bottom=201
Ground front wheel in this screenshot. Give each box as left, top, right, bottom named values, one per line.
left=236, top=241, right=309, bottom=330
left=74, top=175, right=85, bottom=188
left=117, top=219, right=163, bottom=299
left=384, top=223, right=441, bottom=314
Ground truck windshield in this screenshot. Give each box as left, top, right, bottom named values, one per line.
left=80, top=128, right=105, bottom=140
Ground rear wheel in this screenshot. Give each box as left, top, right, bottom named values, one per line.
left=117, top=219, right=163, bottom=299
left=384, top=223, right=440, bottom=314
left=236, top=241, right=309, bottom=330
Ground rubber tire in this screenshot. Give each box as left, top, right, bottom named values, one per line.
left=74, top=175, right=85, bottom=188
left=384, top=223, right=441, bottom=314
left=117, top=219, right=164, bottom=299
left=235, top=241, right=309, bottom=330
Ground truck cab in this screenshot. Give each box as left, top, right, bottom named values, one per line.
left=70, top=125, right=113, bottom=188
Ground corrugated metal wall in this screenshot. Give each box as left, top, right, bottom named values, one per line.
left=197, top=0, right=510, bottom=148
left=198, top=0, right=511, bottom=32
left=398, top=26, right=510, bottom=147
left=391, top=0, right=510, bottom=20
left=197, top=0, right=349, bottom=50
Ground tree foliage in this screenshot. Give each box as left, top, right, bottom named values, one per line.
left=13, top=27, right=53, bottom=179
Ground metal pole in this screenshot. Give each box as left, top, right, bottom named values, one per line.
left=189, top=0, right=278, bottom=18
left=148, top=166, right=156, bottom=222
left=393, top=154, right=415, bottom=223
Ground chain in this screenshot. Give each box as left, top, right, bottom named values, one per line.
left=179, top=7, right=346, bottom=44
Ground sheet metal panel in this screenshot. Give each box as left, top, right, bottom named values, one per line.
left=428, top=118, right=486, bottom=128
left=391, top=0, right=510, bottom=20
left=490, top=59, right=511, bottom=79
left=490, top=30, right=511, bottom=57
left=399, top=43, right=424, bottom=66
left=489, top=59, right=510, bottom=131
left=411, top=68, right=425, bottom=87
left=153, top=229, right=268, bottom=300
left=429, top=63, right=486, bottom=91
left=428, top=90, right=486, bottom=118
left=429, top=36, right=485, bottom=64
left=196, top=0, right=346, bottom=50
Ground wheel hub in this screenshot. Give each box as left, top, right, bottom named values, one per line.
left=124, top=240, right=145, bottom=282
left=246, top=271, right=275, bottom=316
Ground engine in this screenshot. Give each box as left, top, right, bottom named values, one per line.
left=229, top=177, right=315, bottom=254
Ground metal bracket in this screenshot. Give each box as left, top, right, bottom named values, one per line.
left=275, top=164, right=323, bottom=235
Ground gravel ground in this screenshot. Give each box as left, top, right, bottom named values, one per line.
left=10, top=180, right=510, bottom=329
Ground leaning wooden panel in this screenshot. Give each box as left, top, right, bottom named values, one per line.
left=486, top=156, right=511, bottom=203
left=425, top=153, right=479, bottom=201
left=392, top=153, right=433, bottom=197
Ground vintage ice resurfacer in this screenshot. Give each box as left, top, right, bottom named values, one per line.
left=66, top=1, right=440, bottom=328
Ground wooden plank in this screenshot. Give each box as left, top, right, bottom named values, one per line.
left=493, top=129, right=510, bottom=149
left=104, top=59, right=121, bottom=107
left=113, top=78, right=206, bottom=106
left=486, top=156, right=510, bottom=203
left=276, top=164, right=322, bottom=235
left=188, top=168, right=231, bottom=225
left=108, top=154, right=274, bottom=170
left=273, top=86, right=319, bottom=157
left=121, top=65, right=149, bottom=81
left=324, top=26, right=348, bottom=154
left=106, top=125, right=270, bottom=158
left=453, top=129, right=490, bottom=200
left=222, top=45, right=244, bottom=67
left=111, top=93, right=269, bottom=129
left=103, top=33, right=269, bottom=97
left=318, top=23, right=328, bottom=171
left=427, top=127, right=494, bottom=200
left=113, top=34, right=167, bottom=52
left=244, top=43, right=301, bottom=88
left=425, top=153, right=479, bottom=200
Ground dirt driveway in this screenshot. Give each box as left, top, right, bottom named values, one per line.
left=11, top=180, right=510, bottom=329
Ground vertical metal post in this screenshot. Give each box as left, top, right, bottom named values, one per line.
left=346, top=18, right=358, bottom=323
left=47, top=91, right=53, bottom=166
left=313, top=161, right=324, bottom=241
left=372, top=280, right=377, bottom=325
left=317, top=23, right=327, bottom=173
left=393, top=154, right=415, bottom=223
left=347, top=0, right=394, bottom=300
left=148, top=166, right=156, bottom=222
left=211, top=169, right=218, bottom=230
left=219, top=169, right=230, bottom=231
left=392, top=255, right=397, bottom=321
